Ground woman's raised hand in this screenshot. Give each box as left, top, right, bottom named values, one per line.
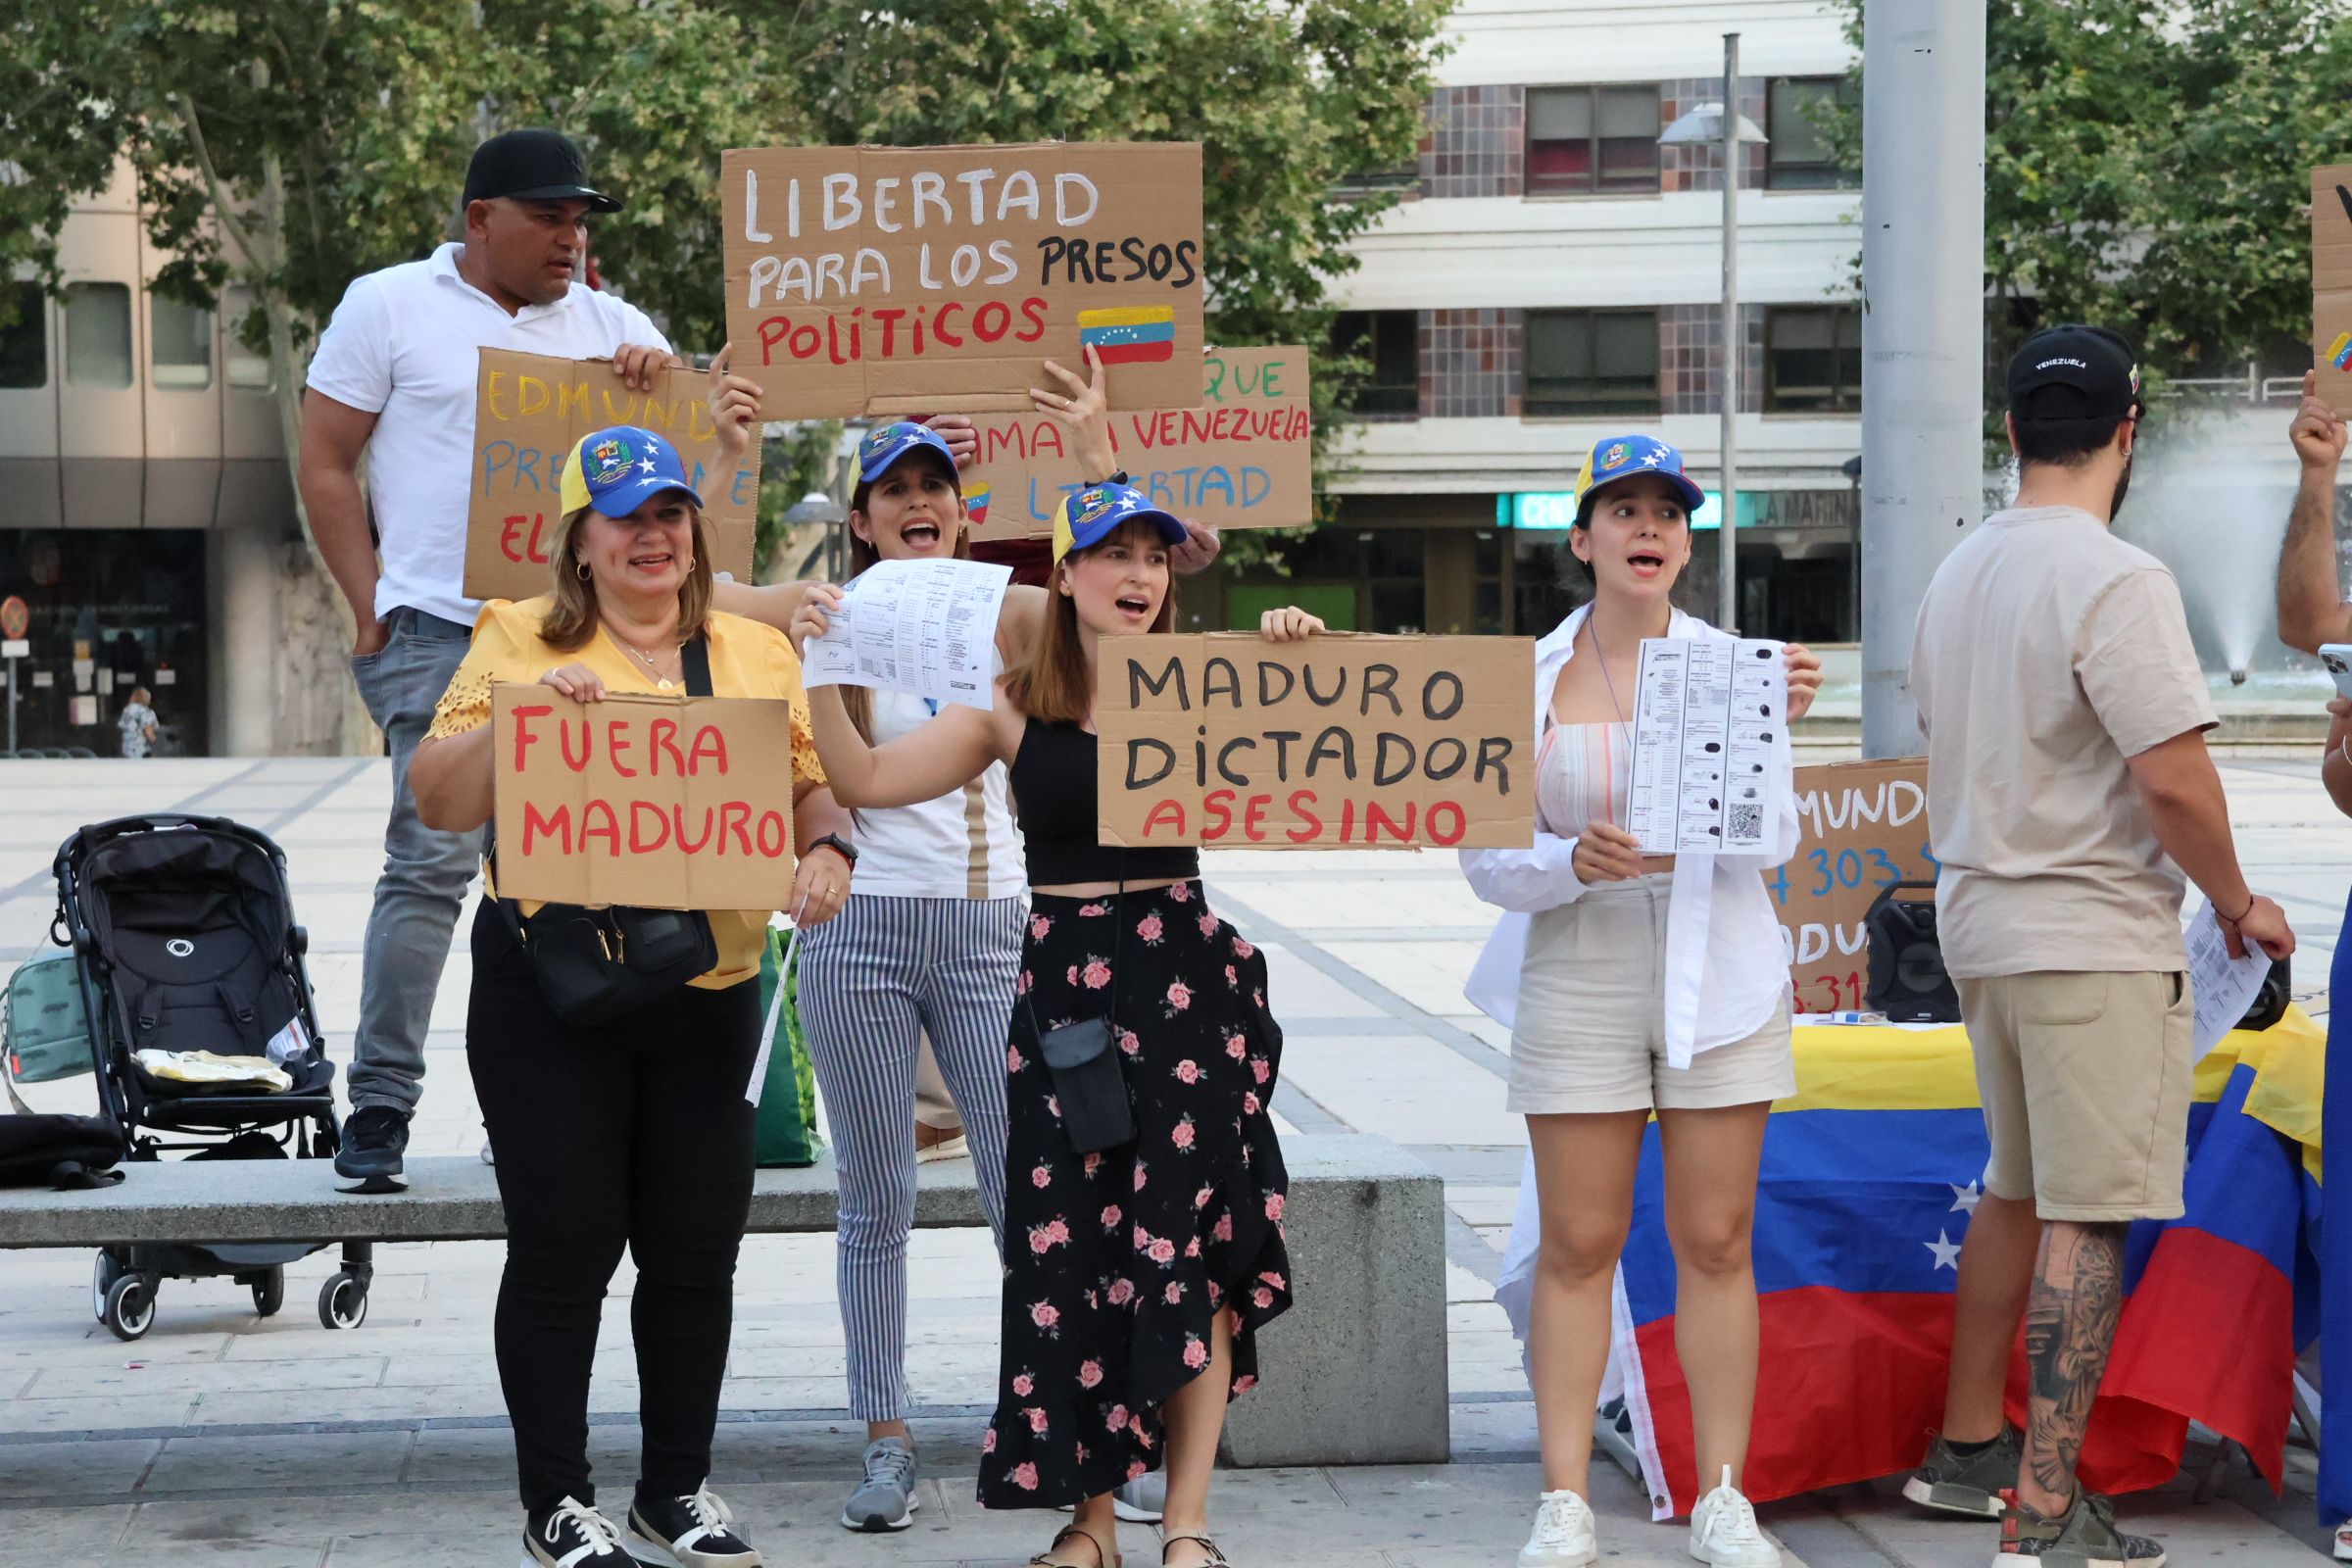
left=1784, top=642, right=1824, bottom=723
left=923, top=414, right=980, bottom=469
left=539, top=663, right=608, bottom=703
left=1570, top=820, right=1644, bottom=884
left=1258, top=607, right=1326, bottom=642
left=1030, top=345, right=1115, bottom=481
left=786, top=584, right=845, bottom=652
left=707, top=343, right=764, bottom=462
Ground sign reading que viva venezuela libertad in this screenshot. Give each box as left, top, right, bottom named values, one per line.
left=720, top=143, right=1205, bottom=417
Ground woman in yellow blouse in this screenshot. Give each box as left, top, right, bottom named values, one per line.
left=411, top=396, right=849, bottom=1568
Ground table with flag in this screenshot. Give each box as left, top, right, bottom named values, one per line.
left=1497, top=1009, right=2325, bottom=1520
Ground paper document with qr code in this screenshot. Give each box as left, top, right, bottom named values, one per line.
left=1626, top=638, right=1788, bottom=854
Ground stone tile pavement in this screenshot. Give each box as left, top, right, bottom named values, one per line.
left=0, top=753, right=2344, bottom=1565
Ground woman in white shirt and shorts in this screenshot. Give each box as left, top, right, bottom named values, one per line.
left=1461, top=435, right=1821, bottom=1568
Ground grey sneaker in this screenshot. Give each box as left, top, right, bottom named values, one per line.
left=1995, top=1490, right=2166, bottom=1567
left=1903, top=1425, right=2023, bottom=1518
left=841, top=1436, right=918, bottom=1532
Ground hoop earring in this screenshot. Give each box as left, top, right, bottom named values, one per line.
left=681, top=557, right=694, bottom=571
left=575, top=558, right=591, bottom=580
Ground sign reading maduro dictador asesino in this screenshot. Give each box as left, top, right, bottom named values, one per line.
left=720, top=142, right=1204, bottom=417
left=1094, top=634, right=1536, bottom=849
left=491, top=684, right=799, bottom=911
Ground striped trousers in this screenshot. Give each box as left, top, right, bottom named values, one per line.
left=798, top=892, right=1021, bottom=1421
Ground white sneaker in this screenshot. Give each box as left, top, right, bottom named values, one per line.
left=1518, top=1489, right=1597, bottom=1567
left=2334, top=1518, right=2352, bottom=1561
left=1688, top=1466, right=1779, bottom=1567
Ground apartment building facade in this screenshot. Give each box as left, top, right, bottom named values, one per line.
left=1214, top=0, right=1865, bottom=641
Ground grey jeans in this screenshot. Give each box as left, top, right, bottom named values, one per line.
left=347, top=608, right=482, bottom=1113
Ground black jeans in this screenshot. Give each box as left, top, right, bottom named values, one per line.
left=466, top=899, right=761, bottom=1513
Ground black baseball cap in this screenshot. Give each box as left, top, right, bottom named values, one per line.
left=462, top=128, right=621, bottom=214
left=2007, top=324, right=2142, bottom=421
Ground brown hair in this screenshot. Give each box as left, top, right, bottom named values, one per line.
left=841, top=451, right=971, bottom=740
left=1003, top=519, right=1179, bottom=726
left=539, top=499, right=716, bottom=653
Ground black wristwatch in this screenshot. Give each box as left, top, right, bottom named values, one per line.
left=1086, top=469, right=1130, bottom=487
left=808, top=832, right=858, bottom=868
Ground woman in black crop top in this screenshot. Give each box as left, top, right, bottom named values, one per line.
left=795, top=481, right=1322, bottom=1568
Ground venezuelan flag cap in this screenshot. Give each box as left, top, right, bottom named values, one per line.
left=560, top=424, right=702, bottom=520
left=1052, top=481, right=1187, bottom=564
left=856, top=421, right=961, bottom=487
left=1572, top=434, right=1705, bottom=525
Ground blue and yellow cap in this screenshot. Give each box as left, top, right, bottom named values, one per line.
left=559, top=424, right=702, bottom=519
left=1572, top=434, right=1706, bottom=524
left=1052, top=481, right=1187, bottom=564
left=856, top=421, right=960, bottom=487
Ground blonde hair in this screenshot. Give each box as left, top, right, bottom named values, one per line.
left=1004, top=519, right=1178, bottom=726
left=539, top=501, right=715, bottom=653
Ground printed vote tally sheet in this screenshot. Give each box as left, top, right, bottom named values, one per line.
left=802, top=557, right=1013, bottom=710
left=1627, top=638, right=1788, bottom=854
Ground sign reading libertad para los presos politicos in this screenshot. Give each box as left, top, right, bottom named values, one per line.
left=720, top=142, right=1204, bottom=417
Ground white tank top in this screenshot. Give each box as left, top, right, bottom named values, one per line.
left=1534, top=720, right=1633, bottom=840
left=848, top=678, right=1027, bottom=901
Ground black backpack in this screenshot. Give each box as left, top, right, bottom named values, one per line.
left=0, top=1113, right=124, bottom=1189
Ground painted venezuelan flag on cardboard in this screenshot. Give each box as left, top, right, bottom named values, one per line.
left=963, top=479, right=993, bottom=528
left=1078, top=305, right=1178, bottom=365
left=1611, top=1012, right=2323, bottom=1519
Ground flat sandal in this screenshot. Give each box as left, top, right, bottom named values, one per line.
left=1033, top=1520, right=1122, bottom=1568
left=1161, top=1535, right=1234, bottom=1567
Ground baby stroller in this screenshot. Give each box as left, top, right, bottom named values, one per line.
left=50, top=813, right=373, bottom=1340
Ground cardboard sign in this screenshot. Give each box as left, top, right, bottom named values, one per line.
left=1774, top=757, right=1936, bottom=1013
left=1094, top=633, right=1536, bottom=850
left=491, top=684, right=798, bottom=911
left=720, top=142, right=1204, bottom=416
left=963, top=346, right=1312, bottom=538
left=2316, top=164, right=2352, bottom=407
left=465, top=350, right=760, bottom=603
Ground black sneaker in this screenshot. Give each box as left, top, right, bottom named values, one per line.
left=525, top=1495, right=634, bottom=1567
left=333, top=1104, right=410, bottom=1192
left=1904, top=1424, right=2023, bottom=1518
left=630, top=1482, right=763, bottom=1566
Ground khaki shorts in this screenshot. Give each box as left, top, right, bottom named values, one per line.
left=1509, top=874, right=1796, bottom=1115
left=1955, top=970, right=2192, bottom=1222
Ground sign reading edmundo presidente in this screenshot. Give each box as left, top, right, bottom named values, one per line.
left=720, top=142, right=1204, bottom=417
left=962, top=346, right=1312, bottom=539
left=466, top=350, right=759, bottom=602
left=1093, top=634, right=1537, bottom=850
left=491, top=684, right=798, bottom=911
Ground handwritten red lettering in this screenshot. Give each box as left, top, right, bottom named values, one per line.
left=628, top=801, right=670, bottom=853
left=579, top=799, right=621, bottom=856
left=607, top=719, right=637, bottom=778
left=719, top=801, right=754, bottom=855
left=560, top=719, right=591, bottom=772
left=512, top=705, right=553, bottom=773
left=650, top=717, right=685, bottom=776
left=520, top=800, right=570, bottom=855
left=1143, top=799, right=1188, bottom=838
left=688, top=725, right=730, bottom=774
left=1285, top=790, right=1322, bottom=844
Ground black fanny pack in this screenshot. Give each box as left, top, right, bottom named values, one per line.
left=494, top=633, right=720, bottom=1028
left=1027, top=867, right=1136, bottom=1154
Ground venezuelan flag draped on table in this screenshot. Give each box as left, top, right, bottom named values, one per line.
left=1601, top=1010, right=2323, bottom=1520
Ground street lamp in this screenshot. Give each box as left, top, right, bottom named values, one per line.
left=1659, top=33, right=1767, bottom=632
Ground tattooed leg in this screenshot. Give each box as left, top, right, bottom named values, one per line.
left=2015, top=1220, right=2128, bottom=1518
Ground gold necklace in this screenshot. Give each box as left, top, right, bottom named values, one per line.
left=609, top=627, right=680, bottom=689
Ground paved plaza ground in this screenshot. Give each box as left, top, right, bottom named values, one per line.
left=1, top=750, right=2347, bottom=1566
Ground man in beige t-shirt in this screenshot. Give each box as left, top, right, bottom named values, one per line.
left=1902, top=325, right=2294, bottom=1567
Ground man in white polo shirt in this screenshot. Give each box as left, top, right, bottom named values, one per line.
left=298, top=128, right=677, bottom=1190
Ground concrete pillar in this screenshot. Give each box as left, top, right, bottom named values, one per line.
left=1858, top=0, right=1985, bottom=758
left=213, top=518, right=279, bottom=757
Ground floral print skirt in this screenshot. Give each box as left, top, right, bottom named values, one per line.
left=975, top=881, right=1293, bottom=1508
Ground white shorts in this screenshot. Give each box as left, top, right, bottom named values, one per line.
left=1508, top=873, right=1795, bottom=1115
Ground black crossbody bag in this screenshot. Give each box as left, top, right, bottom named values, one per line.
left=492, top=633, right=719, bottom=1028
left=1026, top=869, right=1136, bottom=1154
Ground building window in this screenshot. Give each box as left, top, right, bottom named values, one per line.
left=1764, top=305, right=1862, bottom=413
left=151, top=295, right=214, bottom=390
left=64, top=282, right=133, bottom=389
left=0, top=282, right=46, bottom=389
left=1526, top=85, right=1661, bottom=196
left=220, top=288, right=271, bottom=391
left=1525, top=309, right=1660, bottom=416
left=1331, top=311, right=1419, bottom=417
left=1766, top=76, right=1857, bottom=191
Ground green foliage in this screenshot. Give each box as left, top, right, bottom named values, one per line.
left=1824, top=0, right=2352, bottom=385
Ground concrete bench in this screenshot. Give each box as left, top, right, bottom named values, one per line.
left=0, top=1131, right=1448, bottom=1467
